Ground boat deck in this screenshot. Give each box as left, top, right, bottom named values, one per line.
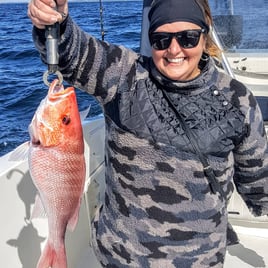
left=225, top=227, right=268, bottom=267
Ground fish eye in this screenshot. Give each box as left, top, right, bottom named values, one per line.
left=62, top=115, right=71, bottom=125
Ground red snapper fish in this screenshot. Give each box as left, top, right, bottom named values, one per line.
left=11, top=79, right=86, bottom=268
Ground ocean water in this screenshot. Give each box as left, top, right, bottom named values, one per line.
left=0, top=1, right=143, bottom=157
left=0, top=0, right=267, bottom=157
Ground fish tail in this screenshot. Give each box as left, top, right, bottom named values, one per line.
left=37, top=241, right=67, bottom=268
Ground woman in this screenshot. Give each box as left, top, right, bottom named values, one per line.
left=28, top=0, right=268, bottom=267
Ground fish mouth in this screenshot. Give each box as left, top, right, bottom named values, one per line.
left=48, top=79, right=74, bottom=100
left=49, top=79, right=65, bottom=95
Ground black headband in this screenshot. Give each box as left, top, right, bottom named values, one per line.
left=148, top=0, right=209, bottom=34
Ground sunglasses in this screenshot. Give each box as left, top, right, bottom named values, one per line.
left=149, top=29, right=206, bottom=50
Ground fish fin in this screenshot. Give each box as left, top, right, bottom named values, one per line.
left=79, top=104, right=91, bottom=122
left=8, top=141, right=30, bottom=161
left=31, top=195, right=47, bottom=219
left=6, top=239, right=18, bottom=247
left=37, top=241, right=67, bottom=268
left=67, top=199, right=81, bottom=231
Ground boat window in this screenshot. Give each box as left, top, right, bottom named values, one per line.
left=209, top=0, right=268, bottom=123
left=209, top=0, right=268, bottom=51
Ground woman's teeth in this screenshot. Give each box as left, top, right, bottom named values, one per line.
left=167, top=58, right=184, bottom=63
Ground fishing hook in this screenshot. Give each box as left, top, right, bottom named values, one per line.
left=43, top=70, right=63, bottom=87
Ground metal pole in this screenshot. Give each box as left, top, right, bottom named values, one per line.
left=229, top=0, right=234, bottom=15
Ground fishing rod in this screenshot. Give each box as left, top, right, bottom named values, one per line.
left=99, top=0, right=105, bottom=41
left=43, top=1, right=63, bottom=87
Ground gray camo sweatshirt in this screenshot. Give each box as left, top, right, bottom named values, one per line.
left=33, top=16, right=268, bottom=268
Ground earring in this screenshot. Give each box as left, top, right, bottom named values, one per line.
left=201, top=53, right=209, bottom=61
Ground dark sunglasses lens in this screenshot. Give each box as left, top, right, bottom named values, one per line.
left=150, top=30, right=202, bottom=50
left=178, top=30, right=201, bottom=48
left=150, top=33, right=171, bottom=50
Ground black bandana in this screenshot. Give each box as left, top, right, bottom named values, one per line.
left=148, top=0, right=209, bottom=34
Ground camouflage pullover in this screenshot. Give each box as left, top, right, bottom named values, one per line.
left=33, top=16, right=268, bottom=268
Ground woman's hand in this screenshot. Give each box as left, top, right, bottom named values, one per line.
left=28, top=0, right=68, bottom=29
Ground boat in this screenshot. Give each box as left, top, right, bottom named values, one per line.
left=1, top=0, right=267, bottom=267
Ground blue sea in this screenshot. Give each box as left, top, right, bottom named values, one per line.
left=0, top=0, right=268, bottom=157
